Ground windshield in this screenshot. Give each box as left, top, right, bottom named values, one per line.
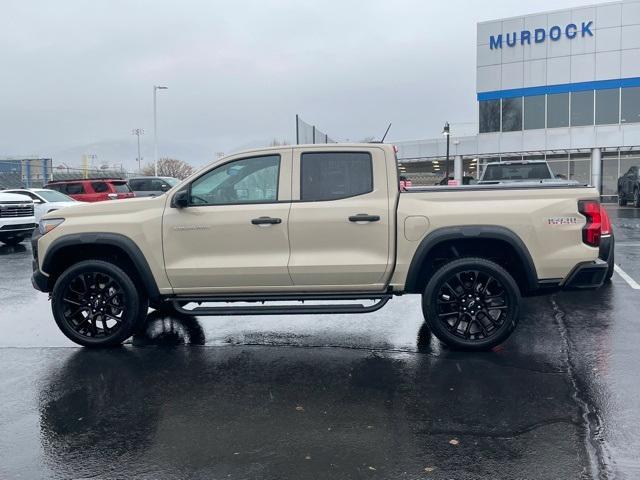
left=37, top=190, right=75, bottom=202
left=482, top=163, right=552, bottom=181
left=163, top=177, right=179, bottom=187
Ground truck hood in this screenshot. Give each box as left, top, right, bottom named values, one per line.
left=0, top=192, right=34, bottom=203
left=42, top=196, right=163, bottom=219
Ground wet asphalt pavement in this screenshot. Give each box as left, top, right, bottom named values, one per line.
left=0, top=206, right=639, bottom=479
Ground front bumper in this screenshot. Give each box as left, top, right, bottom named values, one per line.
left=562, top=258, right=609, bottom=289
left=30, top=230, right=50, bottom=293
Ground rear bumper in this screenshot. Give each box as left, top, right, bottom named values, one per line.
left=562, top=258, right=609, bottom=289
left=599, top=234, right=614, bottom=265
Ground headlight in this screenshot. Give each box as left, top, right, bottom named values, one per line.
left=39, top=218, right=65, bottom=235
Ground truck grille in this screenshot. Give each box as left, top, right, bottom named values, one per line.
left=0, top=204, right=34, bottom=218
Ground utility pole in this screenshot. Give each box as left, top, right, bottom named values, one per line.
left=132, top=128, right=144, bottom=173
left=442, top=122, right=451, bottom=181
left=153, top=85, right=168, bottom=176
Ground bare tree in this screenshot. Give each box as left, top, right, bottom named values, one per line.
left=142, top=158, right=194, bottom=179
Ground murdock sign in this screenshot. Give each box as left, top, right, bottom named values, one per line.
left=489, top=21, right=593, bottom=49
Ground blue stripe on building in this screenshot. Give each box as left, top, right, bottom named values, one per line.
left=477, top=77, right=640, bottom=101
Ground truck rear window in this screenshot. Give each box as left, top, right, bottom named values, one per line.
left=482, top=164, right=553, bottom=181
left=300, top=152, right=372, bottom=201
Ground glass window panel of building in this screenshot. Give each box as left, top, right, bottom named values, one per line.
left=602, top=152, right=619, bottom=196
left=502, top=97, right=522, bottom=132
left=479, top=100, right=501, bottom=133
left=548, top=159, right=569, bottom=180
left=621, top=87, right=640, bottom=124
left=571, top=91, right=594, bottom=127
left=524, top=95, right=545, bottom=130
left=569, top=154, right=591, bottom=185
left=547, top=93, right=569, bottom=128
left=596, top=89, right=620, bottom=125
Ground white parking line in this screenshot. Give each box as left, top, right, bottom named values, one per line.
left=616, top=243, right=640, bottom=247
left=614, top=265, right=640, bottom=290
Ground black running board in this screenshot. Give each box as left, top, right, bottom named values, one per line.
left=171, top=292, right=392, bottom=316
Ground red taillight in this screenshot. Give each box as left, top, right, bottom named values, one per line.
left=578, top=200, right=602, bottom=247
left=600, top=206, right=612, bottom=236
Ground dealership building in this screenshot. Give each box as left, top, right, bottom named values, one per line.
left=396, top=0, right=640, bottom=199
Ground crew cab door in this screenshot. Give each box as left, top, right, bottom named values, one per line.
left=162, top=149, right=293, bottom=292
left=287, top=147, right=393, bottom=289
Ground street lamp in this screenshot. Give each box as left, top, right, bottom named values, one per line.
left=153, top=85, right=168, bottom=176
left=132, top=128, right=144, bottom=173
left=442, top=121, right=451, bottom=181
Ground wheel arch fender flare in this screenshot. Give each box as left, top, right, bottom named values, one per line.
left=404, top=225, right=538, bottom=293
left=42, top=232, right=161, bottom=301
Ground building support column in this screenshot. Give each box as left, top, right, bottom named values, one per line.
left=454, top=155, right=463, bottom=184
left=591, top=148, right=602, bottom=194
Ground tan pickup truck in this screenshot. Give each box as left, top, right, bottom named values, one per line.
left=31, top=144, right=613, bottom=350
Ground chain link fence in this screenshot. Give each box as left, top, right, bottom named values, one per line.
left=296, top=115, right=336, bottom=144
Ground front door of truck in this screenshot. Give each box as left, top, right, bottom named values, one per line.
left=162, top=150, right=293, bottom=293
left=287, top=147, right=392, bottom=289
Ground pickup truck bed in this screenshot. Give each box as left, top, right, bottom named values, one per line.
left=31, top=143, right=610, bottom=351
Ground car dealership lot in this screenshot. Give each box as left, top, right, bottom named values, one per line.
left=0, top=206, right=639, bottom=479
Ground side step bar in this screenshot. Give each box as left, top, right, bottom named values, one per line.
left=171, top=292, right=393, bottom=316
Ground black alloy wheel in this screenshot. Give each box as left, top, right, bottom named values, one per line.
left=52, top=260, right=147, bottom=347
left=62, top=272, right=125, bottom=338
left=422, top=258, right=520, bottom=351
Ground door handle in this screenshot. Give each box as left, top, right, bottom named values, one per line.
left=349, top=214, right=380, bottom=223
left=251, top=216, right=282, bottom=225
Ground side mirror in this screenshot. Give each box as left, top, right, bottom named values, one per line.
left=33, top=199, right=44, bottom=204
left=160, top=184, right=170, bottom=192
left=172, top=189, right=189, bottom=208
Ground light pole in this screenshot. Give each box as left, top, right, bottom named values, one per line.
left=132, top=128, right=144, bottom=173
left=442, top=122, right=451, bottom=181
left=153, top=85, right=168, bottom=176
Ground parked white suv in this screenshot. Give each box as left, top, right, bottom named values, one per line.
left=4, top=188, right=77, bottom=222
left=0, top=192, right=36, bottom=246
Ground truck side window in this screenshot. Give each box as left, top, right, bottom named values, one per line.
left=190, top=155, right=280, bottom=206
left=300, top=152, right=373, bottom=201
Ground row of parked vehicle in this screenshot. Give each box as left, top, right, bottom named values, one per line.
left=0, top=176, right=178, bottom=246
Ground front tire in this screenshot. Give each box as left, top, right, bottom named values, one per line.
left=0, top=235, right=26, bottom=246
left=634, top=188, right=640, bottom=208
left=421, top=258, right=520, bottom=351
left=51, top=260, right=148, bottom=347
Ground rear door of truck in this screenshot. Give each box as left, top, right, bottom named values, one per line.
left=287, top=146, right=393, bottom=289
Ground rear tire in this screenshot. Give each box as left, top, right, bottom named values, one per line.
left=421, top=258, right=520, bottom=351
left=618, top=192, right=627, bottom=206
left=51, top=260, right=148, bottom=347
left=605, top=252, right=615, bottom=283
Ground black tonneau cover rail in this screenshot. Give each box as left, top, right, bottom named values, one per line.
left=404, top=183, right=590, bottom=193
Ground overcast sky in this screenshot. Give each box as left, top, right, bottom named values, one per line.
left=0, top=0, right=601, bottom=167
